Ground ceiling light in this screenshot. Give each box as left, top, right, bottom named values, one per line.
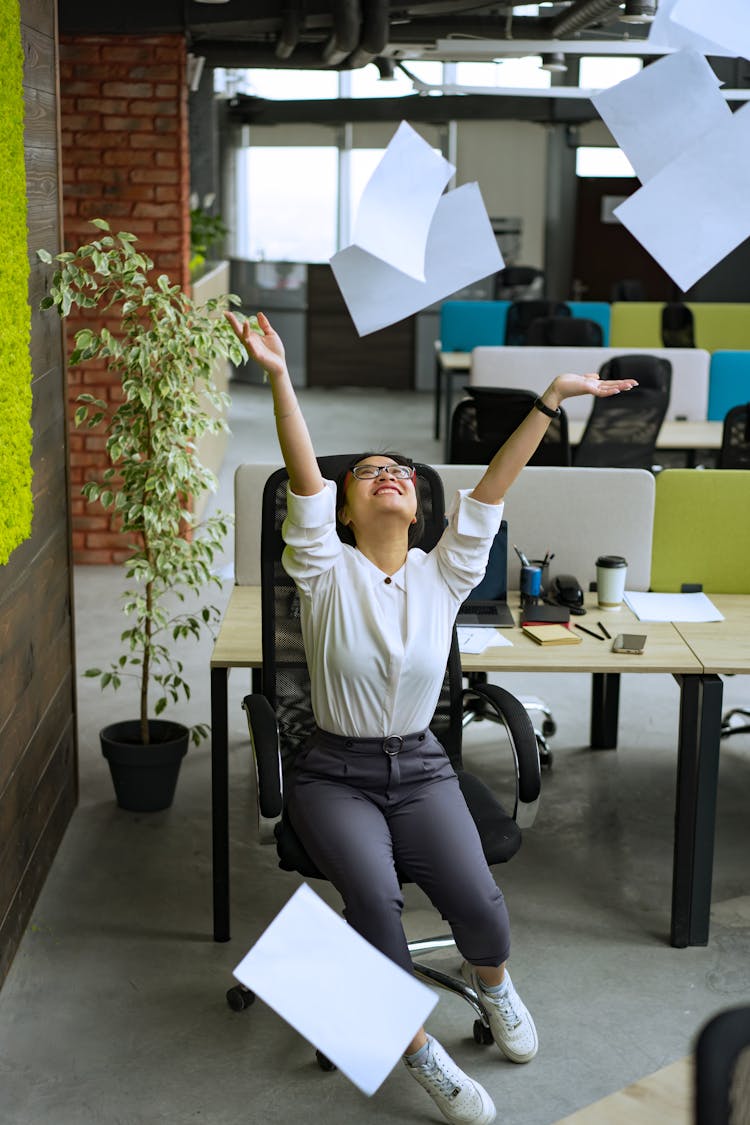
left=540, top=52, right=568, bottom=72
left=620, top=0, right=657, bottom=23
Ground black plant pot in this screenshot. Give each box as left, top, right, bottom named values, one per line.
left=100, top=720, right=189, bottom=812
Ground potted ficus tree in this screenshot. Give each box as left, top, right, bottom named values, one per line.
left=38, top=219, right=249, bottom=811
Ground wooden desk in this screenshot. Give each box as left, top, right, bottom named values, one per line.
left=553, top=1057, right=691, bottom=1124
left=209, top=589, right=725, bottom=950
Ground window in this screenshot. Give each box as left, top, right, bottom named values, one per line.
left=575, top=147, right=636, bottom=177
left=349, top=60, right=443, bottom=98
left=237, top=147, right=338, bottom=261
left=455, top=59, right=551, bottom=90
left=579, top=56, right=643, bottom=90
left=214, top=67, right=339, bottom=100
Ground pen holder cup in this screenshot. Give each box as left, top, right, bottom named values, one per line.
left=529, top=559, right=550, bottom=599
left=520, top=564, right=543, bottom=608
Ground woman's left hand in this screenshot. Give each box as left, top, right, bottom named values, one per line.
left=545, top=372, right=638, bottom=407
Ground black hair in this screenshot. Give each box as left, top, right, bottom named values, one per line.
left=335, top=451, right=425, bottom=548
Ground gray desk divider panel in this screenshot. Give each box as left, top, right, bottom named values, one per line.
left=235, top=463, right=654, bottom=595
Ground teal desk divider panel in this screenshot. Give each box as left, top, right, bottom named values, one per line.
left=440, top=301, right=510, bottom=352
left=708, top=351, right=750, bottom=421
left=568, top=302, right=611, bottom=346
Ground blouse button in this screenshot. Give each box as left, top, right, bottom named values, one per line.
left=384, top=576, right=392, bottom=585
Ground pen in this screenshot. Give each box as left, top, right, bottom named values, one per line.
left=597, top=621, right=612, bottom=640
left=575, top=624, right=604, bottom=641
left=513, top=543, right=530, bottom=567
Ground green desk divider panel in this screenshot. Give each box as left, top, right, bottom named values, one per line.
left=0, top=0, right=32, bottom=566
left=651, top=469, right=750, bottom=593
left=687, top=304, right=750, bottom=353
left=610, top=302, right=663, bottom=348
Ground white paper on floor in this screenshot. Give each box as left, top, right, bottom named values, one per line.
left=232, top=883, right=438, bottom=1096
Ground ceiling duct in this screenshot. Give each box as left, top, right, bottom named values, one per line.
left=275, top=0, right=303, bottom=60
left=321, top=0, right=361, bottom=65
left=345, top=0, right=389, bottom=69
left=550, top=0, right=624, bottom=37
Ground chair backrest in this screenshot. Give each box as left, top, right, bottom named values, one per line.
left=694, top=1005, right=750, bottom=1125
left=661, top=302, right=695, bottom=348
left=504, top=300, right=570, bottom=346
left=567, top=301, right=611, bottom=345
left=611, top=278, right=647, bottom=301
left=573, top=354, right=672, bottom=469
left=650, top=469, right=750, bottom=592
left=526, top=316, right=604, bottom=348
left=449, top=387, right=571, bottom=467
left=719, top=403, right=750, bottom=469
left=493, top=266, right=544, bottom=302
left=259, top=456, right=463, bottom=772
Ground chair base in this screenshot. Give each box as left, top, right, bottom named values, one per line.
left=721, top=708, right=750, bottom=738
left=410, top=935, right=494, bottom=1044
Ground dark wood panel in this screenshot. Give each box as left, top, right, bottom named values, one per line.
left=0, top=744, right=76, bottom=987
left=20, top=0, right=55, bottom=40
left=26, top=145, right=59, bottom=259
left=0, top=672, right=75, bottom=796
left=307, top=265, right=414, bottom=390
left=0, top=460, right=71, bottom=594
left=22, top=86, right=57, bottom=150
left=29, top=266, right=65, bottom=378
left=21, top=21, right=55, bottom=93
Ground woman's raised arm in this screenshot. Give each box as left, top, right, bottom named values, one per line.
left=225, top=311, right=324, bottom=496
left=470, top=372, right=638, bottom=506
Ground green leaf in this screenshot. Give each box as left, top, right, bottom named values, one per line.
left=84, top=668, right=102, bottom=677
left=154, top=696, right=167, bottom=715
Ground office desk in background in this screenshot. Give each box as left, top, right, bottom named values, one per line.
left=209, top=591, right=750, bottom=953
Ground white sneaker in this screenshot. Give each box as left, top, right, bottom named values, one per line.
left=404, top=1036, right=496, bottom=1125
left=461, top=963, right=539, bottom=1064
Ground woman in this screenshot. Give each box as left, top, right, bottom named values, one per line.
left=226, top=310, right=636, bottom=1125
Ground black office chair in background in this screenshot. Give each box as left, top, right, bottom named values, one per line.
left=226, top=456, right=542, bottom=1061
left=449, top=387, right=571, bottom=467
left=610, top=278, right=647, bottom=301
left=718, top=403, right=750, bottom=470
left=504, top=299, right=570, bottom=346
left=493, top=266, right=544, bottom=302
left=526, top=316, right=604, bottom=348
left=662, top=302, right=695, bottom=349
left=694, top=1005, right=750, bottom=1125
left=573, top=354, right=672, bottom=470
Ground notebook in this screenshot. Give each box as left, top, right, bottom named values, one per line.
left=521, top=623, right=582, bottom=646
left=456, top=520, right=515, bottom=628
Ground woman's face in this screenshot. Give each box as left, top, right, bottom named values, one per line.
left=338, top=456, right=418, bottom=537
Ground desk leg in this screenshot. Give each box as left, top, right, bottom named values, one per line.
left=211, top=666, right=230, bottom=942
left=590, top=672, right=620, bottom=749
left=443, top=370, right=456, bottom=462
left=434, top=354, right=442, bottom=440
left=671, top=673, right=723, bottom=948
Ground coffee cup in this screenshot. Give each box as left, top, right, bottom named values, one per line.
left=596, top=555, right=627, bottom=610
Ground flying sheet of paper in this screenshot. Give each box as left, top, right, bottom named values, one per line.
left=457, top=627, right=514, bottom=654
left=232, top=883, right=438, bottom=1096
left=647, top=0, right=734, bottom=56
left=592, top=50, right=731, bottom=183
left=671, top=0, right=750, bottom=62
left=623, top=591, right=724, bottom=623
left=614, top=103, right=750, bottom=292
left=352, top=121, right=455, bottom=282
left=331, top=181, right=504, bottom=337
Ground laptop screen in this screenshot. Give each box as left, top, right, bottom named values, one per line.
left=464, top=520, right=508, bottom=603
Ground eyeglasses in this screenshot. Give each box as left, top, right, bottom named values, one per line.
left=350, top=463, right=415, bottom=481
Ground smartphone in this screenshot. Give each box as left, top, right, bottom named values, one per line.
left=612, top=633, right=647, bottom=655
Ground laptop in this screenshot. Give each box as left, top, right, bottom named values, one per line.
left=456, top=520, right=515, bottom=628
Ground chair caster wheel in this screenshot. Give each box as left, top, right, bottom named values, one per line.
left=226, top=985, right=255, bottom=1011
left=542, top=718, right=557, bottom=737
left=473, top=1020, right=494, bottom=1045
left=316, top=1049, right=337, bottom=1071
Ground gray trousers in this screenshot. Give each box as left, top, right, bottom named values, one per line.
left=288, top=728, right=511, bottom=976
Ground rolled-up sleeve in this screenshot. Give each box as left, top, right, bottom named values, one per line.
left=281, top=479, right=342, bottom=583
left=435, top=489, right=504, bottom=599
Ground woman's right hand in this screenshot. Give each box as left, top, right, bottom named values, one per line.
left=224, top=310, right=287, bottom=380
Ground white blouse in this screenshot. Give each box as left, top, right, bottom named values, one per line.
left=281, top=481, right=503, bottom=738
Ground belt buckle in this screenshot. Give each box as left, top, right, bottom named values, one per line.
left=383, top=735, right=404, bottom=757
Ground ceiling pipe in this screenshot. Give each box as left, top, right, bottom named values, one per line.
left=550, top=0, right=624, bottom=37
left=321, top=0, right=361, bottom=65
left=345, top=0, right=389, bottom=70
left=275, top=0, right=303, bottom=60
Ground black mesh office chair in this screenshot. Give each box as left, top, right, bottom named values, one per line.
left=226, top=455, right=541, bottom=1061
left=661, top=302, right=695, bottom=349
left=450, top=387, right=571, bottom=468
left=573, top=354, right=672, bottom=470
left=494, top=266, right=544, bottom=302
left=504, top=300, right=570, bottom=346
left=695, top=1005, right=750, bottom=1124
left=719, top=403, right=750, bottom=470
left=526, top=316, right=604, bottom=348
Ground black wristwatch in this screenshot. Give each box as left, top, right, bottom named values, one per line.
left=533, top=397, right=561, bottom=419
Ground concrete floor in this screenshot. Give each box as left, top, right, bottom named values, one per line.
left=1, top=384, right=749, bottom=1125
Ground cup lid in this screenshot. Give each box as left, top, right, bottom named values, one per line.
left=596, top=555, right=627, bottom=568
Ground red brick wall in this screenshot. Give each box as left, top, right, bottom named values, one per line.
left=59, top=35, right=190, bottom=563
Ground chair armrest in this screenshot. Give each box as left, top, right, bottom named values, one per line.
left=461, top=681, right=541, bottom=828
left=241, top=694, right=283, bottom=843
